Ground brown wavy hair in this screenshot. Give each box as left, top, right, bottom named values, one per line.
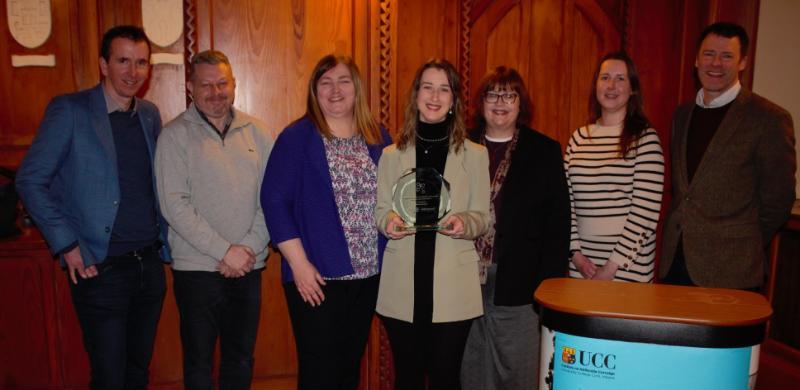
left=471, top=66, right=534, bottom=133
left=396, top=59, right=467, bottom=151
left=305, top=55, right=382, bottom=144
left=588, top=52, right=651, bottom=158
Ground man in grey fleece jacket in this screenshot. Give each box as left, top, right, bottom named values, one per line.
left=154, top=50, right=273, bottom=389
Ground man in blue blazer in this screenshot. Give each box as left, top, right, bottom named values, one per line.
left=16, top=25, right=170, bottom=389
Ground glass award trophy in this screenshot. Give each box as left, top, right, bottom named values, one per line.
left=391, top=167, right=452, bottom=232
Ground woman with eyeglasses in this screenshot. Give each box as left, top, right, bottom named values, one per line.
left=375, top=59, right=490, bottom=389
left=261, top=55, right=392, bottom=389
left=460, top=66, right=570, bottom=390
left=565, top=52, right=664, bottom=283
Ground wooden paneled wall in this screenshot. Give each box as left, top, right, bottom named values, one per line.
left=0, top=1, right=763, bottom=388
left=467, top=0, right=622, bottom=143
left=0, top=0, right=85, bottom=167
left=0, top=0, right=761, bottom=163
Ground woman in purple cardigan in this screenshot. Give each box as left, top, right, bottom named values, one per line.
left=261, top=55, right=391, bottom=390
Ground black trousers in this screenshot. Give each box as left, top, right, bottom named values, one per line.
left=172, top=268, right=263, bottom=390
left=69, top=247, right=166, bottom=390
left=284, top=275, right=379, bottom=390
left=381, top=316, right=474, bottom=390
left=662, top=240, right=697, bottom=286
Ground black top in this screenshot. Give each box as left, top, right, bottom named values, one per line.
left=686, top=102, right=733, bottom=182
left=413, top=119, right=450, bottom=323
left=470, top=126, right=571, bottom=307
left=107, top=110, right=159, bottom=256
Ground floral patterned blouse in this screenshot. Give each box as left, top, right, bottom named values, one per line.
left=323, top=135, right=379, bottom=280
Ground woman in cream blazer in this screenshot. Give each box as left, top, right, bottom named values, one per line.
left=375, top=59, right=490, bottom=390
left=375, top=141, right=490, bottom=322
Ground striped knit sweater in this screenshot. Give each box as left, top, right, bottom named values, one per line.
left=564, top=124, right=664, bottom=282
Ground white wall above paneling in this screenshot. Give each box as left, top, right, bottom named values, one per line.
left=754, top=0, right=800, bottom=199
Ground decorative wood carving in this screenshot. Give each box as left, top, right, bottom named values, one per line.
left=379, top=0, right=392, bottom=130
left=470, top=0, right=494, bottom=21
left=466, top=0, right=519, bottom=122
left=459, top=0, right=473, bottom=111
left=183, top=0, right=198, bottom=106
left=378, top=321, right=393, bottom=389
left=142, top=0, right=184, bottom=48
left=376, top=2, right=395, bottom=383
left=6, top=0, right=52, bottom=49
left=621, top=0, right=631, bottom=51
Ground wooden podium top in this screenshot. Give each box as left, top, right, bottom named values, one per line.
left=535, top=278, right=772, bottom=327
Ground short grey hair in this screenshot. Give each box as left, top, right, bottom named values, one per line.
left=190, top=50, right=231, bottom=79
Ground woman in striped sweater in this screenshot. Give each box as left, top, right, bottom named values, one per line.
left=565, top=52, right=664, bottom=283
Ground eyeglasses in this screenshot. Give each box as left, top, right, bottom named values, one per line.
left=484, top=92, right=518, bottom=104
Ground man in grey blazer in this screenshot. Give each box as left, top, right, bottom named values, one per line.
left=16, top=26, right=169, bottom=388
left=660, top=22, right=796, bottom=289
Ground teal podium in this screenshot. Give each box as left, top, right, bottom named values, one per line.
left=534, top=278, right=772, bottom=390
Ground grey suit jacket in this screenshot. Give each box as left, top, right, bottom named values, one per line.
left=375, top=140, right=490, bottom=323
left=660, top=89, right=796, bottom=288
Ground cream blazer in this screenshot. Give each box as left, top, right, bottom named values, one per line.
left=375, top=140, right=490, bottom=323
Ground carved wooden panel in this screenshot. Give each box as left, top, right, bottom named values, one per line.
left=252, top=253, right=298, bottom=378
left=625, top=0, right=682, bottom=135
left=393, top=0, right=461, bottom=133
left=0, top=0, right=82, bottom=167
left=142, top=0, right=187, bottom=127
left=485, top=3, right=530, bottom=83
left=377, top=0, right=395, bottom=130
left=96, top=0, right=180, bottom=124
left=527, top=0, right=572, bottom=144
left=469, top=0, right=620, bottom=147
left=565, top=0, right=621, bottom=135
left=197, top=0, right=350, bottom=135
left=0, top=249, right=59, bottom=388
left=148, top=272, right=184, bottom=383
left=0, top=0, right=185, bottom=167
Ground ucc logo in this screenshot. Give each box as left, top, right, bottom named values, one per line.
left=562, top=347, right=576, bottom=364
left=561, top=346, right=616, bottom=369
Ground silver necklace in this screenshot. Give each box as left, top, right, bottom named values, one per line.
left=417, top=136, right=449, bottom=154
left=416, top=133, right=449, bottom=143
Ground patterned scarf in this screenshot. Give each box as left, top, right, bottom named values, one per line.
left=475, top=130, right=519, bottom=284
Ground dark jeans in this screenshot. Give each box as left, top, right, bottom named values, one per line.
left=284, top=275, right=379, bottom=390
left=172, top=268, right=263, bottom=390
left=381, top=316, right=474, bottom=390
left=69, top=248, right=166, bottom=390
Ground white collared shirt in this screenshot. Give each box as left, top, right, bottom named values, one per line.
left=695, top=81, right=741, bottom=108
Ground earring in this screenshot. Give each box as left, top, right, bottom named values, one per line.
left=448, top=107, right=453, bottom=115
